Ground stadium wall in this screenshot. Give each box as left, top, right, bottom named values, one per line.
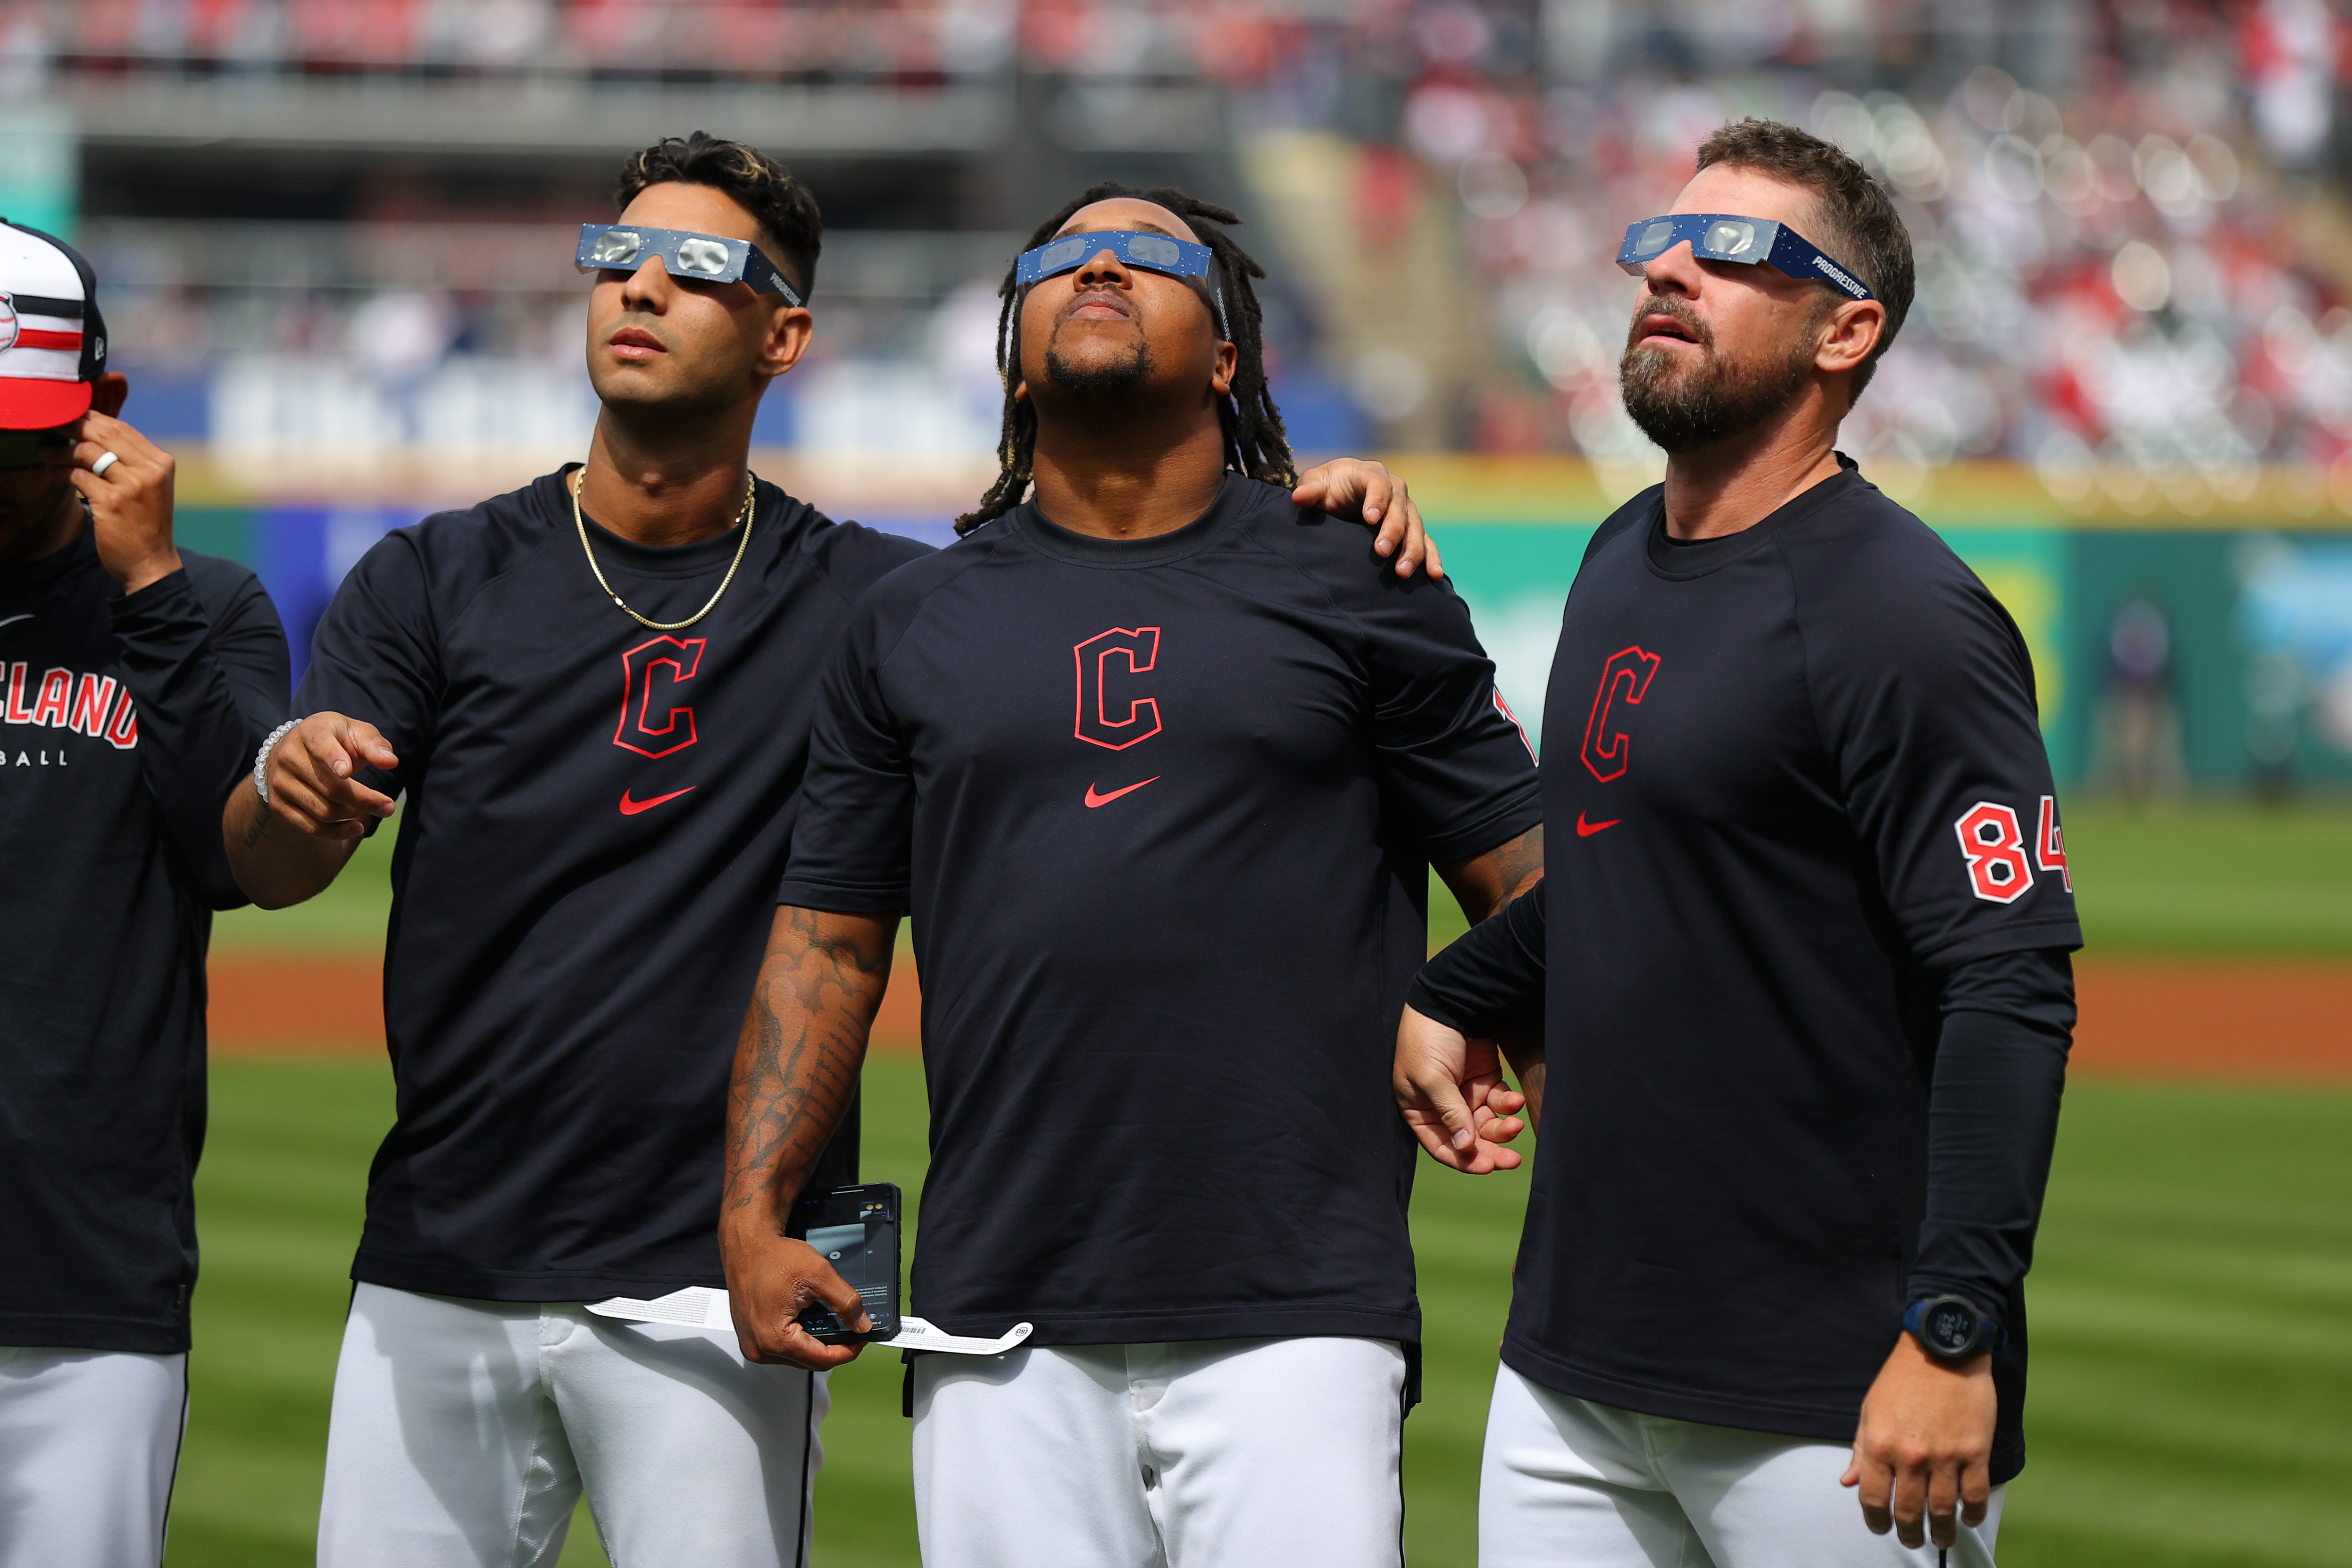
left=174, top=455, right=2352, bottom=792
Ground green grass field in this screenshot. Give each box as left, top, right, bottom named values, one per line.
left=1425, top=799, right=2352, bottom=957
left=174, top=800, right=2352, bottom=1564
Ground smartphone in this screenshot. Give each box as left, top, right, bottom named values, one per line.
left=784, top=1182, right=901, bottom=1343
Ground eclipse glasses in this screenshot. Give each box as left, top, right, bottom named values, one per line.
left=1014, top=228, right=1228, bottom=337
left=1616, top=214, right=1876, bottom=302
left=575, top=223, right=804, bottom=308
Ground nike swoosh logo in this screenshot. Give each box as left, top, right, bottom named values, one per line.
left=619, top=786, right=696, bottom=816
left=1575, top=811, right=1621, bottom=837
left=0, top=614, right=31, bottom=629
left=1084, top=776, right=1160, bottom=809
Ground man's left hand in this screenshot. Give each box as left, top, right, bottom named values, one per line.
left=67, top=411, right=181, bottom=594
left=1394, top=1003, right=1526, bottom=1173
left=1842, top=1332, right=1996, bottom=1550
left=1293, top=459, right=1443, bottom=580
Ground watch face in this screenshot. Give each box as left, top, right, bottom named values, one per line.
left=1924, top=1300, right=1978, bottom=1355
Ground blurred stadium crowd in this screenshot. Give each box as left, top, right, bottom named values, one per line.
left=1457, top=2, right=2352, bottom=513
left=7, top=0, right=2352, bottom=503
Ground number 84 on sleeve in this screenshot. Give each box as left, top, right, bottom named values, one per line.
left=1953, top=796, right=2070, bottom=904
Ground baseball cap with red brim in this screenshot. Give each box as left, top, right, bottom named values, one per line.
left=0, top=218, right=109, bottom=431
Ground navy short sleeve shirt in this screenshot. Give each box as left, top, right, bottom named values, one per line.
left=298, top=469, right=928, bottom=1301
left=780, top=475, right=1541, bottom=1346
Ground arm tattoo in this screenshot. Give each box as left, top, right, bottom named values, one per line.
left=724, top=906, right=897, bottom=1228
left=237, top=786, right=275, bottom=849
left=1438, top=824, right=1545, bottom=925
left=1484, top=824, right=1546, bottom=907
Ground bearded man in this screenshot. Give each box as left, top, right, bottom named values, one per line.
left=1395, top=118, right=2079, bottom=1567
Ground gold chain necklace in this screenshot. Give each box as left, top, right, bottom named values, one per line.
left=571, top=467, right=757, bottom=632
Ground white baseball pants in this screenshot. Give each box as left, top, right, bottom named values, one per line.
left=317, top=1282, right=825, bottom=1568
left=1479, top=1363, right=2006, bottom=1568
left=0, top=1345, right=187, bottom=1568
left=912, top=1335, right=1408, bottom=1568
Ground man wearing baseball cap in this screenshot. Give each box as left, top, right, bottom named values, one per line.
left=0, top=218, right=291, bottom=1567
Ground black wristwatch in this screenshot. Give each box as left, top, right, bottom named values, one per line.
left=1903, top=1295, right=2005, bottom=1361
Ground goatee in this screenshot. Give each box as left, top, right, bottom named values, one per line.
left=1618, top=300, right=1817, bottom=455
left=1043, top=335, right=1157, bottom=399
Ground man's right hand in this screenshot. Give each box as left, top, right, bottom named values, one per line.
left=721, top=1224, right=873, bottom=1370
left=1394, top=1003, right=1527, bottom=1173
left=260, top=712, right=400, bottom=839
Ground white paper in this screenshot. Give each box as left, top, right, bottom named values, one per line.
left=585, top=1285, right=729, bottom=1329
left=584, top=1287, right=1032, bottom=1357
left=889, top=1316, right=1034, bottom=1355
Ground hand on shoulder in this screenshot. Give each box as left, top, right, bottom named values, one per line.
left=1292, top=459, right=1443, bottom=581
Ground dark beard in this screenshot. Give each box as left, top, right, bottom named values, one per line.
left=1618, top=302, right=1817, bottom=455
left=1042, top=331, right=1156, bottom=399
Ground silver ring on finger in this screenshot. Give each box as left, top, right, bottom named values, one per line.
left=90, top=450, right=119, bottom=477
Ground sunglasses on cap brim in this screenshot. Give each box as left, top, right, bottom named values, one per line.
left=1015, top=229, right=1229, bottom=338
left=575, top=224, right=804, bottom=308
left=1616, top=214, right=1877, bottom=303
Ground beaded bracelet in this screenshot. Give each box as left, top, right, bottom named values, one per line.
left=252, top=719, right=301, bottom=806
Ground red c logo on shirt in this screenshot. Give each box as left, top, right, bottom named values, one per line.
left=1073, top=626, right=1162, bottom=751
left=1580, top=645, right=1662, bottom=783
left=616, top=635, right=706, bottom=759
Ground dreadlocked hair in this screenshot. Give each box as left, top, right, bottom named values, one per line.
left=954, top=182, right=1295, bottom=535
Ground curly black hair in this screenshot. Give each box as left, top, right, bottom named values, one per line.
left=955, top=182, right=1295, bottom=535
left=617, top=131, right=822, bottom=299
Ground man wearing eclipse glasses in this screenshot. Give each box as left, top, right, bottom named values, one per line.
left=1396, top=118, right=2077, bottom=1567
left=0, top=218, right=290, bottom=1566
left=220, top=135, right=1441, bottom=1568
left=723, top=181, right=1542, bottom=1568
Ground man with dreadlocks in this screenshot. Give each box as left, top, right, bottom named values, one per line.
left=720, top=184, right=1545, bottom=1567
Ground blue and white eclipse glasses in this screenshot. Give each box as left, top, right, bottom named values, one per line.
left=1016, top=228, right=1214, bottom=287
left=1015, top=228, right=1228, bottom=336
left=575, top=223, right=804, bottom=307
left=1616, top=213, right=1876, bottom=302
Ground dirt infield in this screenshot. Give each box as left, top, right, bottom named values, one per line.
left=207, top=955, right=2352, bottom=1079
left=208, top=957, right=383, bottom=1051
left=202, top=953, right=930, bottom=1056
left=2071, top=961, right=2352, bottom=1079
